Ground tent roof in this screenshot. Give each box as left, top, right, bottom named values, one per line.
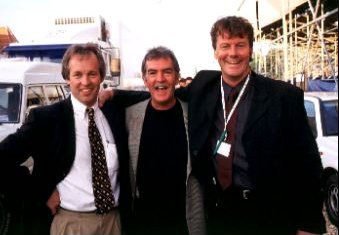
left=235, top=0, right=309, bottom=29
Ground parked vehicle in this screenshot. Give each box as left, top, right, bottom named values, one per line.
left=0, top=61, right=68, bottom=141
left=0, top=60, right=68, bottom=235
left=304, top=91, right=338, bottom=226
left=3, top=16, right=120, bottom=88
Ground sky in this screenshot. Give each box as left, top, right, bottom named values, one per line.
left=0, top=0, right=299, bottom=79
left=0, top=0, right=240, bottom=78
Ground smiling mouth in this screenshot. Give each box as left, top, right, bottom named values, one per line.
left=225, top=60, right=241, bottom=65
left=154, top=84, right=168, bottom=90
left=81, top=88, right=94, bottom=94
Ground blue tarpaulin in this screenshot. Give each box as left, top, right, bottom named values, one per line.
left=307, top=79, right=338, bottom=92
left=3, top=44, right=72, bottom=62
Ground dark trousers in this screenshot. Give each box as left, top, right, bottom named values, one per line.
left=128, top=198, right=189, bottom=235
left=6, top=199, right=51, bottom=235
left=207, top=186, right=296, bottom=235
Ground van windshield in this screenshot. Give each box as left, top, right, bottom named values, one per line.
left=0, top=83, right=21, bottom=123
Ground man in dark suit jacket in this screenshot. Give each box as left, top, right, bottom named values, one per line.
left=0, top=44, right=131, bottom=235
left=185, top=16, right=325, bottom=235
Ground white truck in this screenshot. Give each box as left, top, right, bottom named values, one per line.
left=3, top=16, right=120, bottom=87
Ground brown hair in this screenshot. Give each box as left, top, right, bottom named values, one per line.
left=210, top=16, right=254, bottom=50
left=141, top=46, right=180, bottom=77
left=61, top=43, right=106, bottom=80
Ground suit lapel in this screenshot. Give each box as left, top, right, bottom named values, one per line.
left=125, top=100, right=149, bottom=197
left=55, top=97, right=76, bottom=172
left=243, top=73, right=271, bottom=135
left=189, top=72, right=221, bottom=153
left=206, top=80, right=221, bottom=122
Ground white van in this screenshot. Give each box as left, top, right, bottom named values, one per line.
left=0, top=61, right=69, bottom=142
left=304, top=92, right=338, bottom=227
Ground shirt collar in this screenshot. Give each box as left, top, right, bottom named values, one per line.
left=221, top=75, right=249, bottom=95
left=70, top=95, right=99, bottom=120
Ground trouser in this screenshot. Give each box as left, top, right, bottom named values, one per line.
left=207, top=186, right=296, bottom=235
left=128, top=198, right=189, bottom=235
left=50, top=208, right=121, bottom=235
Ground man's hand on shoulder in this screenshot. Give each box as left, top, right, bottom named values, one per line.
left=98, top=87, right=115, bottom=108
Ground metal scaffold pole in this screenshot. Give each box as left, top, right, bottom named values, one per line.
left=255, top=0, right=337, bottom=90
left=282, top=0, right=289, bottom=82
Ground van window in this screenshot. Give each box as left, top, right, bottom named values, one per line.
left=57, top=85, right=68, bottom=98
left=45, top=85, right=65, bottom=104
left=304, top=100, right=317, bottom=138
left=321, top=100, right=338, bottom=136
left=0, top=83, right=21, bottom=123
left=27, top=86, right=47, bottom=108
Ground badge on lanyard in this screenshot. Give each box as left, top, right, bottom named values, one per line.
left=217, top=141, right=231, bottom=158
left=213, top=131, right=231, bottom=158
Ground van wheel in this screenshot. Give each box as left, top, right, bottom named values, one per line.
left=324, top=174, right=338, bottom=227
left=0, top=193, right=10, bottom=235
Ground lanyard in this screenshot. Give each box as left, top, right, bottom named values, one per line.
left=220, top=75, right=250, bottom=137
left=213, top=75, right=250, bottom=156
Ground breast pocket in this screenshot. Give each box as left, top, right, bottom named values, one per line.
left=106, top=143, right=119, bottom=173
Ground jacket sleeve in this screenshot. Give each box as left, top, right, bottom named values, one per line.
left=0, top=109, right=40, bottom=166
left=186, top=173, right=207, bottom=235
left=113, top=89, right=150, bottom=107
left=0, top=109, right=38, bottom=195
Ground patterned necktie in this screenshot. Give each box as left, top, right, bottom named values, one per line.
left=87, top=108, right=115, bottom=214
left=216, top=88, right=239, bottom=190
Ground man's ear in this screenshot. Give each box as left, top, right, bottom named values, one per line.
left=214, top=50, right=218, bottom=59
left=176, top=73, right=181, bottom=85
left=143, top=76, right=147, bottom=86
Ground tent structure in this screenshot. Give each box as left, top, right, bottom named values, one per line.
left=0, top=26, right=18, bottom=51
left=235, top=0, right=308, bottom=29
left=234, top=0, right=337, bottom=90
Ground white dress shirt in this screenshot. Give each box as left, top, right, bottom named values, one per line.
left=57, top=95, right=120, bottom=211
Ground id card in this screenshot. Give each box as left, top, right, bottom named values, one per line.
left=217, top=142, right=231, bottom=158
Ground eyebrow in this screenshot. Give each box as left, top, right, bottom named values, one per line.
left=147, top=67, right=174, bottom=72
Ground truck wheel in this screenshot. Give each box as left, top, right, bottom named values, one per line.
left=0, top=193, right=10, bottom=235
left=325, top=174, right=338, bottom=227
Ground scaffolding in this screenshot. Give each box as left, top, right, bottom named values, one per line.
left=253, top=0, right=338, bottom=89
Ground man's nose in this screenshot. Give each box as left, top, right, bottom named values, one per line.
left=156, top=72, right=166, bottom=81
left=81, top=76, right=91, bottom=85
left=229, top=46, right=238, bottom=56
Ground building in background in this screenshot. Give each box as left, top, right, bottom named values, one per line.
left=0, top=26, right=17, bottom=52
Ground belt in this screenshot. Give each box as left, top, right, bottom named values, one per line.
left=220, top=186, right=255, bottom=201
left=59, top=206, right=118, bottom=214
